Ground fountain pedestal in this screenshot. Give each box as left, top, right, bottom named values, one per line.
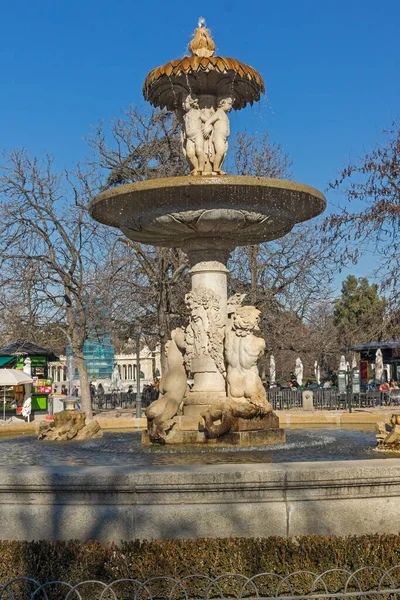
left=183, top=250, right=229, bottom=418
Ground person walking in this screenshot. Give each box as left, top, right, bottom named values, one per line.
left=97, top=383, right=105, bottom=409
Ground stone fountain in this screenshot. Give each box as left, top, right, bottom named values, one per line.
left=90, top=19, right=326, bottom=445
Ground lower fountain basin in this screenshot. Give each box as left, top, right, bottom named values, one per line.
left=0, top=426, right=391, bottom=466
left=1, top=427, right=400, bottom=542
left=90, top=176, right=326, bottom=250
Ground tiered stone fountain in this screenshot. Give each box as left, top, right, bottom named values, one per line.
left=90, top=19, right=326, bottom=445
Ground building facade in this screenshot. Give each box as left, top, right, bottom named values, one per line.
left=49, top=344, right=161, bottom=390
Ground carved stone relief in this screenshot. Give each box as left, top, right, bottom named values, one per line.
left=184, top=286, right=225, bottom=374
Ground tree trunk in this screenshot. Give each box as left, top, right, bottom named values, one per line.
left=74, top=350, right=93, bottom=420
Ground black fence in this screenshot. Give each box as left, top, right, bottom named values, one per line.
left=90, top=389, right=400, bottom=413
left=3, top=566, right=400, bottom=600
left=268, top=388, right=400, bottom=411
left=92, top=389, right=158, bottom=412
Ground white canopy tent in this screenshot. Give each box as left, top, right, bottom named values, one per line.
left=0, top=369, right=33, bottom=420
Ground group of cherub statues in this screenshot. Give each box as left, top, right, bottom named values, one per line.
left=146, top=293, right=273, bottom=443
left=178, top=93, right=233, bottom=176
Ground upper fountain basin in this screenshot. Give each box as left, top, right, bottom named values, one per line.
left=90, top=176, right=326, bottom=251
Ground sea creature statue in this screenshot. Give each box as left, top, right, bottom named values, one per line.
left=202, top=303, right=273, bottom=438
left=145, top=328, right=187, bottom=443
left=376, top=414, right=400, bottom=451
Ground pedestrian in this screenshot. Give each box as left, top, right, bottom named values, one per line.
left=61, top=384, right=67, bottom=395
left=379, top=381, right=390, bottom=393
left=97, top=383, right=105, bottom=409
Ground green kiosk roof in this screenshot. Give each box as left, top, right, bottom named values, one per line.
left=0, top=356, right=14, bottom=367
left=0, top=340, right=58, bottom=361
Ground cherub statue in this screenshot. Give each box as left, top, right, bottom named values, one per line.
left=202, top=304, right=272, bottom=438
left=203, top=96, right=233, bottom=174
left=225, top=306, right=271, bottom=411
left=179, top=94, right=207, bottom=175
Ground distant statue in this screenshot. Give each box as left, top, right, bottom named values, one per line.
left=146, top=328, right=188, bottom=443
left=110, top=362, right=121, bottom=392
left=295, top=358, right=303, bottom=386
left=23, top=357, right=32, bottom=376
left=22, top=396, right=32, bottom=421
left=352, top=354, right=358, bottom=369
left=203, top=96, right=233, bottom=175
left=202, top=304, right=272, bottom=438
left=314, top=360, right=320, bottom=385
left=339, top=355, right=347, bottom=372
left=269, top=354, right=276, bottom=384
left=180, top=94, right=207, bottom=175
left=375, top=348, right=384, bottom=383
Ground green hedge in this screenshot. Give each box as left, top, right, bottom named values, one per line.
left=1, top=535, right=400, bottom=587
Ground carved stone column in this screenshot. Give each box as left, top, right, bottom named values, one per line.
left=182, top=244, right=232, bottom=418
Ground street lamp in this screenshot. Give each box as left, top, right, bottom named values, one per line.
left=134, top=322, right=142, bottom=419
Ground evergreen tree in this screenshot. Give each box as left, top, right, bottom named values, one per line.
left=333, top=275, right=386, bottom=347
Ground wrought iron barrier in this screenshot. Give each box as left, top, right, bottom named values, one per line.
left=91, top=389, right=397, bottom=413
left=2, top=566, right=400, bottom=600
left=267, top=389, right=394, bottom=411
left=92, top=389, right=158, bottom=412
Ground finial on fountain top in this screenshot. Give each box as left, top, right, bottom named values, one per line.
left=189, top=17, right=215, bottom=58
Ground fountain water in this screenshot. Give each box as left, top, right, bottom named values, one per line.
left=90, top=19, right=326, bottom=446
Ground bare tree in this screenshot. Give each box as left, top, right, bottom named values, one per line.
left=325, top=122, right=400, bottom=300
left=0, top=149, right=107, bottom=417
left=228, top=132, right=335, bottom=366
left=86, top=106, right=190, bottom=366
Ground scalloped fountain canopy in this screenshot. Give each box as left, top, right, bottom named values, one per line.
left=143, top=18, right=265, bottom=111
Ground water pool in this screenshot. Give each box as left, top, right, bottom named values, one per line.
left=0, top=425, right=394, bottom=466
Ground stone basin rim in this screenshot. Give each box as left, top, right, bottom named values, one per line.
left=89, top=176, right=326, bottom=249
left=91, top=175, right=326, bottom=213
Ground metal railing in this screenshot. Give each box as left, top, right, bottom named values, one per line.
left=92, top=390, right=158, bottom=412
left=90, top=389, right=399, bottom=413
left=267, top=389, right=396, bottom=411
left=1, top=566, right=400, bottom=600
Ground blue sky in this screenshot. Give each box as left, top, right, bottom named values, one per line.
left=1, top=0, right=399, bottom=289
